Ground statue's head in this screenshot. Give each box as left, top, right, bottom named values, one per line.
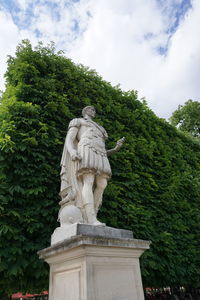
left=82, top=106, right=96, bottom=118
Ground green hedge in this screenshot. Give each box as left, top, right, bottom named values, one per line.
left=0, top=40, right=199, bottom=296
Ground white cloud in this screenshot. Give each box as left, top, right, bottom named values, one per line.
left=16, top=0, right=32, bottom=11
left=68, top=0, right=200, bottom=118
left=0, top=11, right=21, bottom=90
left=146, top=0, right=200, bottom=116
left=0, top=0, right=199, bottom=119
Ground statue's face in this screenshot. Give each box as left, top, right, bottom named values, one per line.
left=85, top=106, right=96, bottom=118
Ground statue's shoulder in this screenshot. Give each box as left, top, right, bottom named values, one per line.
left=68, top=118, right=85, bottom=129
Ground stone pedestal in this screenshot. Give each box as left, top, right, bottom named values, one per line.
left=38, top=224, right=150, bottom=300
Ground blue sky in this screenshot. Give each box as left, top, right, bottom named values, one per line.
left=156, top=0, right=192, bottom=54
left=0, top=0, right=199, bottom=118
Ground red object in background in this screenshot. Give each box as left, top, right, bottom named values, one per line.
left=12, top=291, right=48, bottom=298
left=12, top=293, right=27, bottom=299
left=42, top=291, right=48, bottom=295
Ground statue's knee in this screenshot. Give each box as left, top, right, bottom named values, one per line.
left=84, top=174, right=94, bottom=186
left=96, top=178, right=107, bottom=190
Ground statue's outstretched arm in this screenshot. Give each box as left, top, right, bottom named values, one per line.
left=66, top=127, right=81, bottom=161
left=107, top=137, right=125, bottom=156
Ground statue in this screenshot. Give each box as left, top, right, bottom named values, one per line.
left=59, top=106, right=124, bottom=226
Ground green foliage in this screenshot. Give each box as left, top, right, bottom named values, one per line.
left=170, top=99, right=200, bottom=138
left=0, top=40, right=200, bottom=296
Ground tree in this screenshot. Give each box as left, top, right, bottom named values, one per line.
left=170, top=99, right=200, bottom=137
left=0, top=41, right=200, bottom=297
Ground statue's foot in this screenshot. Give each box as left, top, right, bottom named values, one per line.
left=92, top=220, right=106, bottom=226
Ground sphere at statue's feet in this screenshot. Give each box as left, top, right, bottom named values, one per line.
left=59, top=205, right=83, bottom=226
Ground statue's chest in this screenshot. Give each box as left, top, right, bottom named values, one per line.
left=79, top=121, right=105, bottom=139
left=78, top=121, right=107, bottom=151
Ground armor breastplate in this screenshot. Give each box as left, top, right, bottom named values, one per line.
left=78, top=121, right=107, bottom=154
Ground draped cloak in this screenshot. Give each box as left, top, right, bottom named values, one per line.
left=60, top=118, right=111, bottom=209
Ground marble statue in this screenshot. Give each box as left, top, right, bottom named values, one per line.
left=59, top=106, right=124, bottom=226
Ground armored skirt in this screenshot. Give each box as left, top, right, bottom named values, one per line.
left=77, top=135, right=112, bottom=178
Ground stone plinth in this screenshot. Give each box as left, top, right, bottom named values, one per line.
left=38, top=225, right=150, bottom=300
left=51, top=223, right=134, bottom=245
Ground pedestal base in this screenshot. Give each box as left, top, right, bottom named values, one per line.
left=38, top=225, right=150, bottom=300
left=51, top=223, right=134, bottom=245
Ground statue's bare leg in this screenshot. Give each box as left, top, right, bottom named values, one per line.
left=82, top=173, right=94, bottom=205
left=94, top=175, right=107, bottom=214
left=82, top=173, right=104, bottom=225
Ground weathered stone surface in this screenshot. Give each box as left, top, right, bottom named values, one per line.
left=51, top=223, right=134, bottom=245
left=38, top=233, right=150, bottom=300
left=59, top=106, right=125, bottom=227
left=75, top=224, right=134, bottom=239
left=39, top=229, right=150, bottom=260
left=37, top=104, right=151, bottom=299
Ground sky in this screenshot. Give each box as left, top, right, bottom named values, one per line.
left=0, top=0, right=199, bottom=119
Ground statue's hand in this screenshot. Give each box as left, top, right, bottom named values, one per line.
left=106, top=137, right=125, bottom=156
left=116, top=137, right=125, bottom=150
left=71, top=150, right=81, bottom=161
